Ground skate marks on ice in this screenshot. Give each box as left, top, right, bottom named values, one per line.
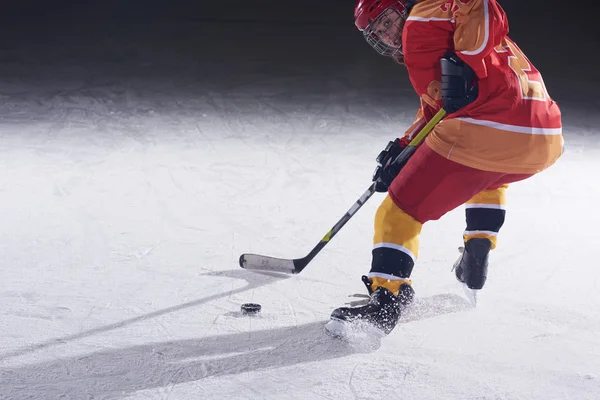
left=0, top=321, right=355, bottom=400
left=341, top=291, right=474, bottom=325
left=325, top=292, right=472, bottom=348
left=0, top=269, right=289, bottom=362
left=325, top=318, right=386, bottom=352
left=401, top=293, right=474, bottom=324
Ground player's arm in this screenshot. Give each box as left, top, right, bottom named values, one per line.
left=453, top=0, right=508, bottom=79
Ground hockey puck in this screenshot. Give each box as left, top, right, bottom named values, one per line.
left=241, top=303, right=261, bottom=315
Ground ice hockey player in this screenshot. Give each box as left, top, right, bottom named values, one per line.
left=327, top=0, right=563, bottom=335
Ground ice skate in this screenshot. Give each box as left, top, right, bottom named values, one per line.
left=326, top=276, right=414, bottom=337
left=453, top=238, right=492, bottom=307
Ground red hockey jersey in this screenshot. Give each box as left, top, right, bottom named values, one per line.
left=402, top=0, right=563, bottom=174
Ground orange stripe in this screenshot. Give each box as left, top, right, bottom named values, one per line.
left=453, top=0, right=486, bottom=54
left=409, top=0, right=453, bottom=19
left=426, top=119, right=563, bottom=174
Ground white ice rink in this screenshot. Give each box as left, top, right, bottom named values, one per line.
left=1, top=1, right=599, bottom=399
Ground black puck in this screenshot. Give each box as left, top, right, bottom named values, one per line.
left=241, top=303, right=261, bottom=315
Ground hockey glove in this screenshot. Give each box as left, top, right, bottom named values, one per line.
left=373, top=136, right=410, bottom=192
left=441, top=53, right=478, bottom=113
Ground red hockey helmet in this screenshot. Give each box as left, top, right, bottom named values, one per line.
left=354, top=0, right=414, bottom=57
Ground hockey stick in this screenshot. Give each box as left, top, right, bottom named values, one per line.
left=239, top=108, right=447, bottom=274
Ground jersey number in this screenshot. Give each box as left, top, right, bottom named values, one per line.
left=495, top=39, right=548, bottom=101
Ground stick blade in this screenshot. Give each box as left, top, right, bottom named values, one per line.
left=239, top=253, right=299, bottom=274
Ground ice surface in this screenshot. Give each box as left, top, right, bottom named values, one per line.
left=1, top=1, right=599, bottom=399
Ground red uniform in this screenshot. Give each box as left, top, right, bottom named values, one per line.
left=326, top=0, right=564, bottom=334
left=402, top=0, right=563, bottom=174
left=369, top=0, right=563, bottom=287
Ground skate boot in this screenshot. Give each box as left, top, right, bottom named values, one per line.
left=453, top=238, right=492, bottom=305
left=327, top=276, right=414, bottom=335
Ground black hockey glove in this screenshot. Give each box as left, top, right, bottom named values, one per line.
left=441, top=53, right=478, bottom=113
left=373, top=136, right=410, bottom=192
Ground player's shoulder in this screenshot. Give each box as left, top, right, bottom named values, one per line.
left=408, top=0, right=482, bottom=22
left=408, top=0, right=453, bottom=21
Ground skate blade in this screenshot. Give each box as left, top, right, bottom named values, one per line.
left=461, top=283, right=478, bottom=307
left=324, top=318, right=348, bottom=338
left=325, top=318, right=385, bottom=351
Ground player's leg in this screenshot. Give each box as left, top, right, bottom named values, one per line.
left=328, top=143, right=505, bottom=334
left=455, top=175, right=532, bottom=291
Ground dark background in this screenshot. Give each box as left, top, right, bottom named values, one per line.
left=0, top=0, right=598, bottom=124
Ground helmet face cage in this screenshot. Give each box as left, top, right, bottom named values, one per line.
left=362, top=5, right=408, bottom=57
